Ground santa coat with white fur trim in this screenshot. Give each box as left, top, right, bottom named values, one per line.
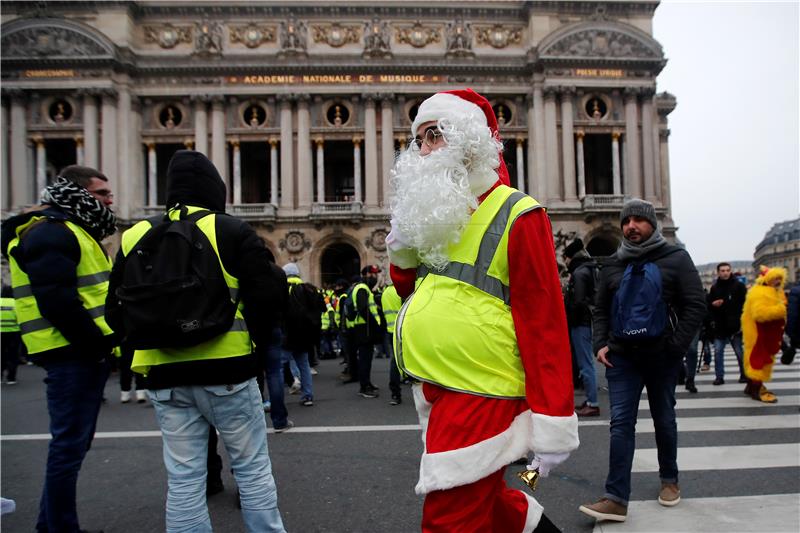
left=392, top=88, right=579, bottom=532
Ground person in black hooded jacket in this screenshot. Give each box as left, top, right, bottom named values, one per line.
left=106, top=150, right=288, bottom=532
left=706, top=262, right=747, bottom=385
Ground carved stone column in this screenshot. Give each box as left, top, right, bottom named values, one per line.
left=659, top=129, right=672, bottom=211
left=100, top=89, right=118, bottom=196
left=380, top=95, right=394, bottom=207
left=640, top=90, right=656, bottom=202
left=315, top=138, right=325, bottom=203
left=0, top=101, right=7, bottom=210
left=296, top=96, right=312, bottom=209
left=146, top=141, right=157, bottom=206
left=33, top=136, right=46, bottom=196
left=624, top=88, right=641, bottom=198
left=82, top=91, right=99, bottom=168
left=193, top=95, right=209, bottom=156
left=543, top=88, right=560, bottom=203
left=612, top=131, right=622, bottom=195
left=279, top=97, right=294, bottom=209
left=231, top=139, right=241, bottom=204
left=211, top=96, right=227, bottom=183
left=9, top=93, right=29, bottom=207
left=575, top=131, right=585, bottom=198
left=352, top=136, right=363, bottom=203
left=560, top=88, right=577, bottom=202
left=515, top=137, right=526, bottom=193
left=117, top=87, right=141, bottom=220
left=363, top=95, right=378, bottom=207
left=269, top=137, right=279, bottom=205
left=531, top=87, right=547, bottom=203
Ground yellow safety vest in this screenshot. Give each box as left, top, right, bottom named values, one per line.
left=321, top=302, right=338, bottom=330
left=0, top=297, right=20, bottom=333
left=345, top=282, right=380, bottom=329
left=123, top=206, right=251, bottom=376
left=395, top=185, right=541, bottom=399
left=381, top=285, right=401, bottom=335
left=6, top=217, right=113, bottom=354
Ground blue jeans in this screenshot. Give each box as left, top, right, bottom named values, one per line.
left=713, top=334, right=744, bottom=380
left=281, top=347, right=312, bottom=401
left=571, top=326, right=597, bottom=406
left=149, top=378, right=285, bottom=533
left=36, top=360, right=109, bottom=533
left=262, top=326, right=289, bottom=428
left=604, top=352, right=681, bottom=505
left=684, top=330, right=701, bottom=380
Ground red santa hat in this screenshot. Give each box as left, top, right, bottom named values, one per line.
left=411, top=88, right=511, bottom=190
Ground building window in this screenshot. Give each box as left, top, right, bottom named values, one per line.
left=48, top=99, right=74, bottom=124
left=325, top=102, right=350, bottom=127
left=158, top=105, right=183, bottom=129
left=243, top=104, right=267, bottom=128
left=583, top=134, right=615, bottom=194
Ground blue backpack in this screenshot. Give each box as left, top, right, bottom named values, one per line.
left=611, top=261, right=667, bottom=341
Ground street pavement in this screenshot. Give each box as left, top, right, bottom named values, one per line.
left=2, top=348, right=799, bottom=532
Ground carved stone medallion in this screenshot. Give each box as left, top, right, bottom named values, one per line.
left=230, top=23, right=277, bottom=49
left=144, top=24, right=192, bottom=49
left=312, top=23, right=360, bottom=48
left=396, top=22, right=440, bottom=48
left=365, top=228, right=388, bottom=252
left=475, top=25, right=522, bottom=49
left=280, top=231, right=311, bottom=253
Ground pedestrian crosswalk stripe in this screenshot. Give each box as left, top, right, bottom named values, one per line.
left=638, top=395, right=800, bottom=410
left=578, top=414, right=800, bottom=432
left=592, top=493, right=800, bottom=533
left=677, top=381, right=798, bottom=393
left=632, top=443, right=800, bottom=472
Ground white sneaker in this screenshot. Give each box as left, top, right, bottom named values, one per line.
left=310, top=367, right=319, bottom=375
left=135, top=390, right=147, bottom=403
left=289, top=378, right=301, bottom=394
left=120, top=390, right=131, bottom=403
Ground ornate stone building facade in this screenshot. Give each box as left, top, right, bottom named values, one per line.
left=1, top=1, right=677, bottom=286
left=754, top=218, right=800, bottom=286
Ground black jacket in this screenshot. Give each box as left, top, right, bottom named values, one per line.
left=106, top=150, right=288, bottom=389
left=787, top=285, right=800, bottom=348
left=707, top=277, right=746, bottom=338
left=593, top=244, right=706, bottom=359
left=565, top=254, right=596, bottom=327
left=1, top=206, right=117, bottom=364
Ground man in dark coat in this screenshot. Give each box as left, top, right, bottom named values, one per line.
left=564, top=238, right=599, bottom=416
left=579, top=199, right=706, bottom=523
left=707, top=262, right=747, bottom=385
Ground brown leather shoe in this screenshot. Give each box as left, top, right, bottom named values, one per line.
left=575, top=404, right=600, bottom=417
left=658, top=482, right=681, bottom=507
left=579, top=498, right=627, bottom=522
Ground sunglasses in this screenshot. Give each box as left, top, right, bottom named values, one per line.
left=412, top=126, right=443, bottom=150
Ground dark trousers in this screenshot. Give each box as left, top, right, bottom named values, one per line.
left=386, top=332, right=401, bottom=397
left=604, top=352, right=681, bottom=505
left=1, top=331, right=20, bottom=382
left=259, top=326, right=289, bottom=429
left=356, top=342, right=374, bottom=390
left=118, top=346, right=145, bottom=392
left=36, top=360, right=109, bottom=532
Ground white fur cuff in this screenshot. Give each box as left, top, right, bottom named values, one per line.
left=530, top=412, right=579, bottom=454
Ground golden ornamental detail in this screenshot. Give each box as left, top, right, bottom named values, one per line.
left=143, top=24, right=192, bottom=49
left=230, top=24, right=277, bottom=49
left=311, top=23, right=360, bottom=48
left=396, top=22, right=440, bottom=48
left=475, top=25, right=523, bottom=49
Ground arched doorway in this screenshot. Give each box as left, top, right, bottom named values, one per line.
left=320, top=242, right=360, bottom=287
left=586, top=235, right=619, bottom=258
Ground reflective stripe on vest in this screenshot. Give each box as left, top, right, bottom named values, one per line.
left=395, top=185, right=541, bottom=399
left=0, top=297, right=20, bottom=333
left=380, top=285, right=401, bottom=335
left=6, top=217, right=113, bottom=354
left=122, top=206, right=252, bottom=376
left=345, top=283, right=380, bottom=329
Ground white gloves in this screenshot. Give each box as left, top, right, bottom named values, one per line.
left=527, top=452, right=570, bottom=478
left=385, top=220, right=419, bottom=269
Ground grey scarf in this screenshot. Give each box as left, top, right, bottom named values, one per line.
left=616, top=228, right=667, bottom=261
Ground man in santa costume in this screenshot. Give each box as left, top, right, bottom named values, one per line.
left=386, top=88, right=579, bottom=533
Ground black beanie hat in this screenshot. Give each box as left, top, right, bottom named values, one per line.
left=620, top=198, right=657, bottom=229
left=564, top=238, right=584, bottom=259
left=165, top=150, right=227, bottom=212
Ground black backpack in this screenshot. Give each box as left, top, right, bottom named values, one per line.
left=115, top=208, right=237, bottom=349
left=343, top=285, right=359, bottom=321
left=284, top=281, right=323, bottom=349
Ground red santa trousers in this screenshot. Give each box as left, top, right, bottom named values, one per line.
left=415, top=383, right=544, bottom=533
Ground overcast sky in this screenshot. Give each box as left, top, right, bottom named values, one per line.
left=652, top=0, right=799, bottom=265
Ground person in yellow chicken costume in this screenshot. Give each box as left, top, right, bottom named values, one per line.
left=741, top=266, right=788, bottom=403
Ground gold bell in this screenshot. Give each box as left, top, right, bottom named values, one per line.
left=516, top=469, right=540, bottom=492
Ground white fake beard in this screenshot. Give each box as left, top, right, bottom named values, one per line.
left=389, top=145, right=477, bottom=271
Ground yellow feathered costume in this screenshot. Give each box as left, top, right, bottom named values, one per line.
left=741, top=266, right=787, bottom=383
